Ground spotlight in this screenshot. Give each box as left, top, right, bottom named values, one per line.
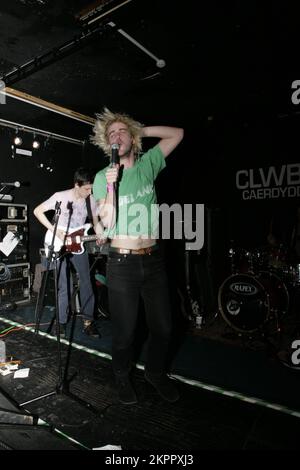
left=13, top=128, right=23, bottom=146
left=14, top=136, right=22, bottom=146
left=32, top=133, right=40, bottom=149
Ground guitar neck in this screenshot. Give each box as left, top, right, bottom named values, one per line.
left=82, top=235, right=98, bottom=242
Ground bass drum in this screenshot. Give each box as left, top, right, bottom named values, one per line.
left=218, top=271, right=289, bottom=333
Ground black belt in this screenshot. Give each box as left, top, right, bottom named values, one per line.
left=109, top=245, right=159, bottom=256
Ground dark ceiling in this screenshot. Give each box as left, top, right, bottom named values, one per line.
left=0, top=0, right=293, bottom=145
left=0, top=0, right=277, bottom=141
left=0, top=0, right=203, bottom=140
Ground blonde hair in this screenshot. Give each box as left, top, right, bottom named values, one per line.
left=90, top=107, right=143, bottom=158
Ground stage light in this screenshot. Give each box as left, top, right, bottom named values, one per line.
left=32, top=139, right=40, bottom=149
left=14, top=135, right=22, bottom=146
left=13, top=128, right=23, bottom=146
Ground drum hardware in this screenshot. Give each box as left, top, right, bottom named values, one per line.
left=228, top=245, right=269, bottom=275
left=228, top=246, right=254, bottom=274
left=280, top=263, right=300, bottom=286
left=177, top=249, right=209, bottom=329
left=268, top=244, right=288, bottom=270
left=227, top=242, right=294, bottom=277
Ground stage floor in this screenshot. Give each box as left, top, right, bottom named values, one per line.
left=0, top=300, right=300, bottom=450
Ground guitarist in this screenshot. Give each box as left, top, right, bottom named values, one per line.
left=33, top=167, right=105, bottom=338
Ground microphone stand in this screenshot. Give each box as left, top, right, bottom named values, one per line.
left=27, top=201, right=99, bottom=412
left=33, top=201, right=65, bottom=395
left=34, top=201, right=61, bottom=334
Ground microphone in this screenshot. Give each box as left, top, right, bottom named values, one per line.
left=111, top=143, right=119, bottom=167
left=0, top=181, right=21, bottom=187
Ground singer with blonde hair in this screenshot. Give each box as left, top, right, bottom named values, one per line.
left=92, top=107, right=184, bottom=405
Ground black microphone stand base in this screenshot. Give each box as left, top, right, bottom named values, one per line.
left=20, top=379, right=99, bottom=415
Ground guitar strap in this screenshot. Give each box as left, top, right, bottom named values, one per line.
left=85, top=195, right=93, bottom=224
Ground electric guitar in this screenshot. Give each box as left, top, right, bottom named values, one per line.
left=44, top=224, right=99, bottom=255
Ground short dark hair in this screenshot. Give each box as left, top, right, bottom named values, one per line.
left=74, top=167, right=93, bottom=186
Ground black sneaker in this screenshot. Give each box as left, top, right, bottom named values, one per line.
left=116, top=376, right=137, bottom=405
left=83, top=320, right=100, bottom=338
left=145, top=372, right=180, bottom=402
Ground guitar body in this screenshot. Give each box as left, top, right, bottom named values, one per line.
left=44, top=224, right=97, bottom=255
left=64, top=225, right=91, bottom=254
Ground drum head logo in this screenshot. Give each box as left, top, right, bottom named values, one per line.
left=229, top=282, right=257, bottom=295
left=227, top=299, right=240, bottom=316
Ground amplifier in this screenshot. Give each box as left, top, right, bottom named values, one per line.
left=0, top=223, right=28, bottom=263
left=0, top=203, right=27, bottom=222
left=0, top=263, right=31, bottom=305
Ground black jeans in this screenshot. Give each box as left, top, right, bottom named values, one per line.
left=107, top=250, right=172, bottom=377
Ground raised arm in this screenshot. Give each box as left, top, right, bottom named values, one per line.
left=142, top=126, right=184, bottom=158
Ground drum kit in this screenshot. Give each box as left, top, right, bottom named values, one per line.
left=88, top=238, right=300, bottom=333
left=218, top=243, right=300, bottom=334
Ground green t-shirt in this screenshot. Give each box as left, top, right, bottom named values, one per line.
left=93, top=145, right=166, bottom=238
